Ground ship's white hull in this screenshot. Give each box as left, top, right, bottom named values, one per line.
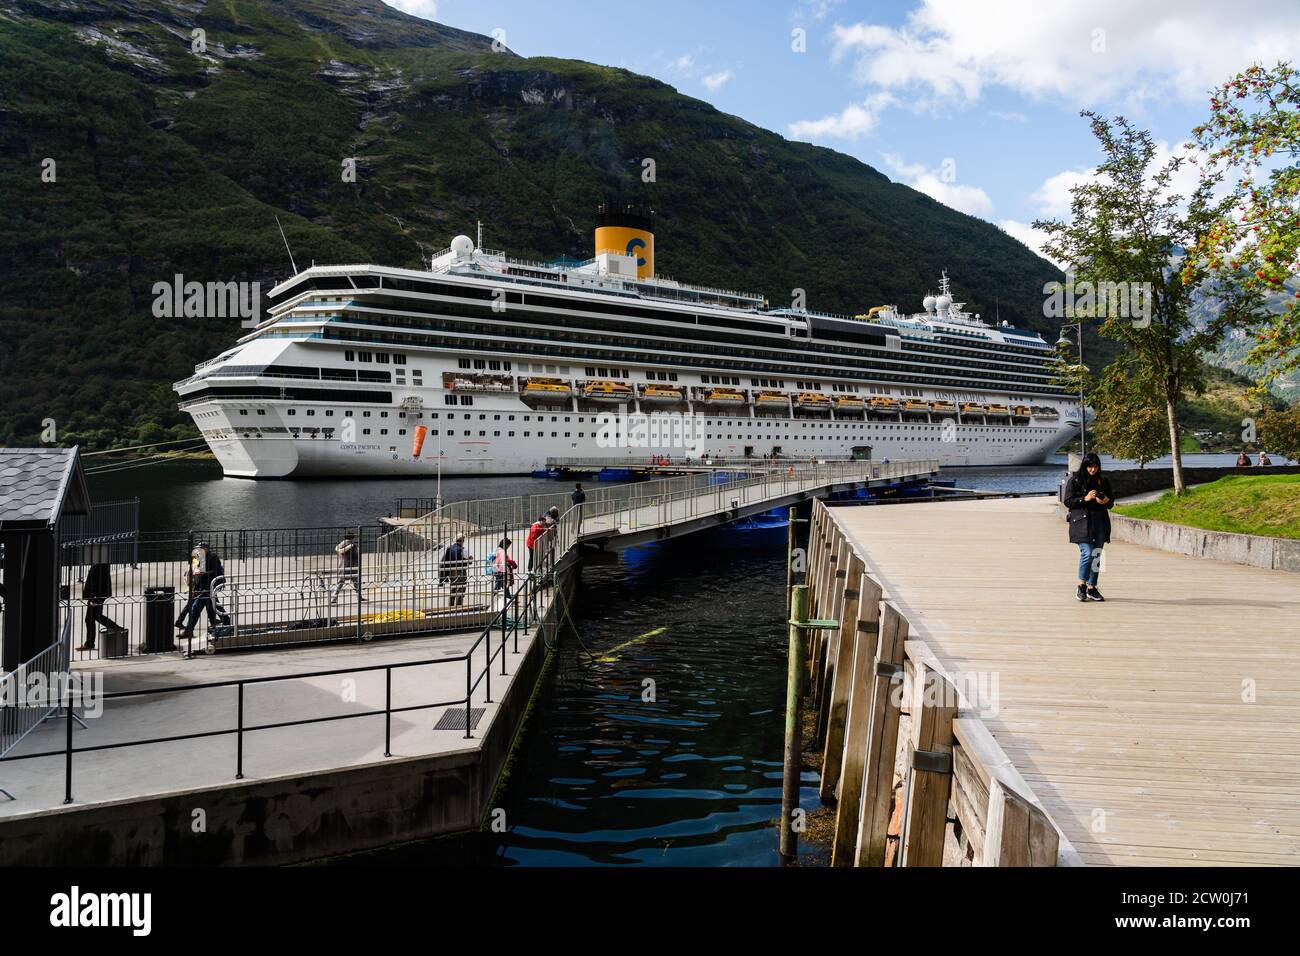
left=192, top=399, right=1076, bottom=478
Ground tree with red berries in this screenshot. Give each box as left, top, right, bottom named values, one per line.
left=1191, top=62, right=1300, bottom=394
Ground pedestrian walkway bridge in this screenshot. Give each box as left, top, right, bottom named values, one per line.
left=390, top=458, right=940, bottom=562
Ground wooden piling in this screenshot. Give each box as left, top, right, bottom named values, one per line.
left=853, top=602, right=907, bottom=867
left=900, top=662, right=957, bottom=867
left=818, top=553, right=865, bottom=802
left=811, top=534, right=848, bottom=743
left=829, top=573, right=884, bottom=866
left=779, top=584, right=809, bottom=865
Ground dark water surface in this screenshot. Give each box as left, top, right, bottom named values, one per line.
left=83, top=454, right=1204, bottom=865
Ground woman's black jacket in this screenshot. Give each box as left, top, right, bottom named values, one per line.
left=1064, top=473, right=1115, bottom=545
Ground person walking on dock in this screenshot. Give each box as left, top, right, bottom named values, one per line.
left=1064, top=452, right=1114, bottom=602
left=572, top=483, right=586, bottom=532
left=331, top=532, right=366, bottom=604
left=1258, top=450, right=1272, bottom=466
left=440, top=534, right=471, bottom=607
left=76, top=561, right=120, bottom=653
left=176, top=541, right=225, bottom=637
left=493, top=538, right=517, bottom=591
left=1236, top=449, right=1252, bottom=467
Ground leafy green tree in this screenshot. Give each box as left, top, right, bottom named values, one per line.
left=1035, top=112, right=1265, bottom=494
left=1090, top=361, right=1171, bottom=468
left=1191, top=63, right=1300, bottom=394
left=1259, top=404, right=1300, bottom=463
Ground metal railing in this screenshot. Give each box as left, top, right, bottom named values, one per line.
left=0, top=566, right=559, bottom=805
left=395, top=459, right=939, bottom=567
left=61, top=522, right=533, bottom=661
left=0, top=615, right=71, bottom=773
left=543, top=454, right=856, bottom=468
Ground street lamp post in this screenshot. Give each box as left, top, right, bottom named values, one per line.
left=1057, top=323, right=1086, bottom=456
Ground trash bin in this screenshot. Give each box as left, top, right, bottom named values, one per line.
left=144, top=586, right=176, bottom=653
left=101, top=627, right=129, bottom=660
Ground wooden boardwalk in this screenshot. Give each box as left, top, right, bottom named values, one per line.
left=829, top=496, right=1300, bottom=866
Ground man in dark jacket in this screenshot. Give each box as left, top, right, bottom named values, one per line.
left=177, top=542, right=225, bottom=637
left=440, top=535, right=471, bottom=607
left=76, top=562, right=120, bottom=652
left=1064, top=453, right=1115, bottom=602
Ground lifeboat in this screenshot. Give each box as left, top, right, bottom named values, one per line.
left=868, top=396, right=901, bottom=414
left=755, top=390, right=790, bottom=407
left=1012, top=405, right=1032, bottom=418
left=834, top=395, right=865, bottom=411
left=1032, top=405, right=1060, bottom=419
left=960, top=402, right=987, bottom=416
left=703, top=387, right=746, bottom=405
left=986, top=403, right=1010, bottom=417
left=902, top=400, right=932, bottom=416
left=930, top=400, right=956, bottom=415
left=582, top=380, right=634, bottom=403
left=795, top=392, right=832, bottom=411
left=520, top=377, right=573, bottom=399
left=640, top=383, right=685, bottom=404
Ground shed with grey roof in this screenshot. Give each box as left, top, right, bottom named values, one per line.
left=0, top=448, right=90, bottom=671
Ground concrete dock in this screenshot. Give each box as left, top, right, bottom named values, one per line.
left=826, top=496, right=1300, bottom=866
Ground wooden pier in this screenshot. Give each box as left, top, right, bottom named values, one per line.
left=802, top=495, right=1300, bottom=867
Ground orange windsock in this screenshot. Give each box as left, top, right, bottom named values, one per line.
left=412, top=424, right=428, bottom=458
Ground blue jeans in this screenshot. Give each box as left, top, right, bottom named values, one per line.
left=1077, top=543, right=1103, bottom=586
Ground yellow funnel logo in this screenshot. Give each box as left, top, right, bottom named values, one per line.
left=595, top=225, right=654, bottom=279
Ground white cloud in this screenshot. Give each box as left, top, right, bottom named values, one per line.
left=702, top=69, right=734, bottom=92
left=828, top=0, right=1300, bottom=107
left=999, top=219, right=1063, bottom=267
left=1032, top=167, right=1095, bottom=218
left=384, top=0, right=439, bottom=19
left=795, top=0, right=846, bottom=21
left=882, top=152, right=994, bottom=217
left=670, top=54, right=696, bottom=76
left=788, top=92, right=896, bottom=142
left=1030, top=140, right=1214, bottom=220
left=989, top=110, right=1028, bottom=123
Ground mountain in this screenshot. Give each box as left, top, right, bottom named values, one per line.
left=1197, top=282, right=1300, bottom=403
left=0, top=0, right=1066, bottom=450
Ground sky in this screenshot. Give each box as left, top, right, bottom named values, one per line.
left=384, top=0, right=1300, bottom=266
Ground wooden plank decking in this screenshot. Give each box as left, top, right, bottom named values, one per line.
left=829, top=496, right=1300, bottom=866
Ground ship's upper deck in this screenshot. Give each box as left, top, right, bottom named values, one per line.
left=266, top=252, right=1050, bottom=354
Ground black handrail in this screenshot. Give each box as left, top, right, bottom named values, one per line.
left=1, top=568, right=552, bottom=805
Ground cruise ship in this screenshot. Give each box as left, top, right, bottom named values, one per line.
left=174, top=206, right=1079, bottom=477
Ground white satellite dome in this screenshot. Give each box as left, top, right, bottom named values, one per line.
left=450, top=234, right=474, bottom=258
left=935, top=294, right=952, bottom=312
left=922, top=295, right=936, bottom=312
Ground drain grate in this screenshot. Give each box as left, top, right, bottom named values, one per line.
left=434, top=706, right=485, bottom=731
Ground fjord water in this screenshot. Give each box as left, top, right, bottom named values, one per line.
left=83, top=455, right=1226, bottom=865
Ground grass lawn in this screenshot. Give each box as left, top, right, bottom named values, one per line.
left=1116, top=474, right=1300, bottom=539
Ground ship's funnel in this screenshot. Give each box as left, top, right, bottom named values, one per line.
left=595, top=202, right=655, bottom=280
